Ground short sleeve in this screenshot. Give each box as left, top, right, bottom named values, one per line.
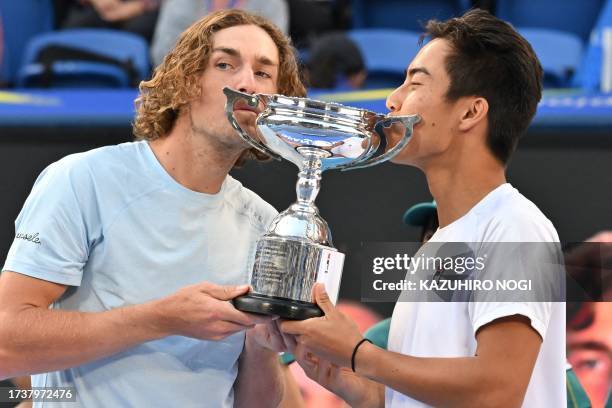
left=467, top=218, right=563, bottom=340
left=469, top=301, right=552, bottom=340
left=2, top=157, right=97, bottom=286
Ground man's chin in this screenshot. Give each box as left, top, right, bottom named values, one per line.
left=389, top=151, right=421, bottom=168
left=390, top=156, right=411, bottom=166
left=224, top=128, right=260, bottom=151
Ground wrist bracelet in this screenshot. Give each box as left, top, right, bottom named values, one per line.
left=351, top=338, right=372, bottom=372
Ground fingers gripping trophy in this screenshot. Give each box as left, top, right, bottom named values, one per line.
left=224, top=87, right=420, bottom=320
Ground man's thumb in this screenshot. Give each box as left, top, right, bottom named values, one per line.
left=203, top=283, right=250, bottom=300
left=313, top=283, right=333, bottom=314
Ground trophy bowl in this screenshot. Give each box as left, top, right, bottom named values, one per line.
left=224, top=87, right=420, bottom=319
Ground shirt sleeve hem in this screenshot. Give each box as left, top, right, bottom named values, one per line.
left=2, top=259, right=83, bottom=286
left=472, top=304, right=547, bottom=340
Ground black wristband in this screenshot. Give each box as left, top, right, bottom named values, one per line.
left=351, top=338, right=372, bottom=372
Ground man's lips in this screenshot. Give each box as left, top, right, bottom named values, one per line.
left=234, top=109, right=257, bottom=115
left=234, top=101, right=259, bottom=113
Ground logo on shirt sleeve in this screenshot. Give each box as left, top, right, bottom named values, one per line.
left=15, top=232, right=42, bottom=245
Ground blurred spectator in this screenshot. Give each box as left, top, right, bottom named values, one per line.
left=286, top=0, right=339, bottom=49
left=567, top=232, right=612, bottom=408
left=402, top=200, right=438, bottom=243
left=571, top=0, right=612, bottom=91
left=58, top=0, right=160, bottom=42
left=151, top=0, right=288, bottom=67
left=306, top=32, right=366, bottom=90
left=568, top=295, right=612, bottom=408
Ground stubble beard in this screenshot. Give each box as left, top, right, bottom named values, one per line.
left=188, top=108, right=248, bottom=156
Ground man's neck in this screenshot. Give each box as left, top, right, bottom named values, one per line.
left=424, top=152, right=506, bottom=229
left=149, top=115, right=244, bottom=194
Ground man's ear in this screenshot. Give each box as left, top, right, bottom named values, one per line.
left=458, top=97, right=488, bottom=132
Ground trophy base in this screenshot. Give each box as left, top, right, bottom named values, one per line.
left=233, top=293, right=322, bottom=320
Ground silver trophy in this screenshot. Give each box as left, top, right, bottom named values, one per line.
left=224, top=87, right=420, bottom=319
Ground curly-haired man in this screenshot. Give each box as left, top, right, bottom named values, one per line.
left=0, top=9, right=305, bottom=407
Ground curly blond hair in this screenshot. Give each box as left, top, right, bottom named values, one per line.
left=133, top=9, right=306, bottom=166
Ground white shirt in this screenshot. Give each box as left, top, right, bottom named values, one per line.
left=386, top=183, right=566, bottom=408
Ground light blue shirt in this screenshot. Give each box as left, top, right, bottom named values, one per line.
left=3, top=141, right=277, bottom=407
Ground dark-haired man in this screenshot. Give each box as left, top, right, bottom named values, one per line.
left=282, top=9, right=565, bottom=407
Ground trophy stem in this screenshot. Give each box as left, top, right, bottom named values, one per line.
left=292, top=147, right=328, bottom=213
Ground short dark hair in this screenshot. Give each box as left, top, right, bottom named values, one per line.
left=424, top=9, right=543, bottom=164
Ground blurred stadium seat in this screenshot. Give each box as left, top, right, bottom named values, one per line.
left=348, top=29, right=421, bottom=88
left=17, top=29, right=150, bottom=88
left=519, top=28, right=583, bottom=88
left=351, top=0, right=470, bottom=32
left=496, top=0, right=604, bottom=42
left=0, top=0, right=54, bottom=85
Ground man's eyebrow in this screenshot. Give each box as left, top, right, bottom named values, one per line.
left=212, top=47, right=277, bottom=67
left=256, top=55, right=278, bottom=67
left=212, top=47, right=240, bottom=57
left=568, top=341, right=611, bottom=353
left=407, top=67, right=431, bottom=77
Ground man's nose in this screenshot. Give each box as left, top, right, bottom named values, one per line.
left=386, top=88, right=402, bottom=112
left=235, top=68, right=257, bottom=95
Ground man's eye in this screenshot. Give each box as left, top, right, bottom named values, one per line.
left=409, top=82, right=422, bottom=87
left=576, top=358, right=601, bottom=370
left=256, top=71, right=272, bottom=79
left=217, top=62, right=233, bottom=70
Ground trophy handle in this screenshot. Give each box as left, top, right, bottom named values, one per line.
left=341, top=114, right=421, bottom=171
left=223, top=87, right=282, bottom=160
